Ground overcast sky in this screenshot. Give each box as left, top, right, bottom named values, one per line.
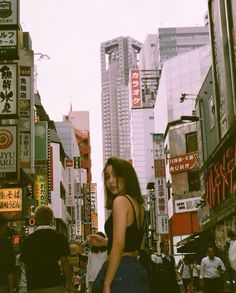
left=20, top=0, right=208, bottom=229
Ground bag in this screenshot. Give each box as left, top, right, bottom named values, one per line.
left=228, top=240, right=236, bottom=270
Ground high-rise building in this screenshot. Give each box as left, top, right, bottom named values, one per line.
left=156, top=26, right=209, bottom=69
left=101, top=36, right=142, bottom=163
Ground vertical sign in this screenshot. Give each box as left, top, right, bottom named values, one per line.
left=0, top=0, right=19, bottom=26
left=65, top=159, right=75, bottom=206
left=19, top=66, right=31, bottom=169
left=130, top=69, right=141, bottom=108
left=34, top=174, right=48, bottom=206
left=0, top=125, right=17, bottom=172
left=0, top=63, right=18, bottom=116
left=153, top=133, right=169, bottom=234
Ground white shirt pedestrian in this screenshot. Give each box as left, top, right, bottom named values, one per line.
left=200, top=256, right=225, bottom=279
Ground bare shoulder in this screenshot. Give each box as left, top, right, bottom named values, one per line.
left=113, top=195, right=131, bottom=210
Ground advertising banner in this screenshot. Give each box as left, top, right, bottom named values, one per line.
left=0, top=0, right=19, bottom=26
left=175, top=197, right=201, bottom=213
left=0, top=63, right=18, bottom=116
left=65, top=159, right=75, bottom=207
left=0, top=125, right=17, bottom=172
left=130, top=69, right=141, bottom=108
left=157, top=215, right=169, bottom=234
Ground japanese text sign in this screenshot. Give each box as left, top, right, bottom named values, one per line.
left=0, top=188, right=22, bottom=212
left=130, top=69, right=141, bottom=108
left=169, top=151, right=199, bottom=174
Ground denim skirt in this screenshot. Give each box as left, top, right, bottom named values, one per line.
left=92, top=256, right=149, bottom=293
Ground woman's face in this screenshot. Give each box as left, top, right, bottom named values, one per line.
left=105, top=164, right=126, bottom=195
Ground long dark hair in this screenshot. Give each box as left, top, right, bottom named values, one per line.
left=91, top=232, right=107, bottom=253
left=103, top=157, right=144, bottom=209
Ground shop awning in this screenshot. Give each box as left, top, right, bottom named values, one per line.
left=176, top=230, right=214, bottom=254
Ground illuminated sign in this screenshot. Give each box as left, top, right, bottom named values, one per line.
left=0, top=188, right=22, bottom=212
left=130, top=69, right=141, bottom=108
left=34, top=174, right=48, bottom=206
left=169, top=151, right=199, bottom=174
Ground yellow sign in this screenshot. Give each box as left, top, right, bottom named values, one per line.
left=0, top=188, right=22, bottom=212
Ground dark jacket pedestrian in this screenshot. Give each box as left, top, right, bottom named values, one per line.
left=20, top=205, right=73, bottom=293
left=0, top=214, right=16, bottom=293
left=151, top=240, right=180, bottom=293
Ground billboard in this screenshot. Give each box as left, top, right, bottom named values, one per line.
left=175, top=197, right=201, bottom=213
left=35, top=121, right=48, bottom=161
left=130, top=69, right=141, bottom=108
left=0, top=187, right=22, bottom=212
left=0, top=29, right=18, bottom=59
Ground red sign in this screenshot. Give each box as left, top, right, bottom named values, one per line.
left=154, top=159, right=165, bottom=177
left=205, top=138, right=236, bottom=209
left=130, top=69, right=141, bottom=108
left=169, top=151, right=199, bottom=174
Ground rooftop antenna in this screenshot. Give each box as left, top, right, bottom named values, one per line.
left=70, top=96, right=73, bottom=112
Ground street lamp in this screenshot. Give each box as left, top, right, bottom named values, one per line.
left=179, top=93, right=197, bottom=103
left=34, top=52, right=50, bottom=61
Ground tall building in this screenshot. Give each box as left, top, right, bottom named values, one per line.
left=101, top=36, right=142, bottom=163
left=156, top=26, right=209, bottom=69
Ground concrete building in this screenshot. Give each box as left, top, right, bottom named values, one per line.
left=154, top=44, right=212, bottom=257
left=156, top=26, right=209, bottom=69
left=100, top=36, right=142, bottom=163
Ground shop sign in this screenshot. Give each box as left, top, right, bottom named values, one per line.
left=155, top=178, right=168, bottom=215
left=0, top=125, right=17, bottom=172
left=154, top=159, right=165, bottom=177
left=175, top=197, right=201, bottom=213
left=0, top=29, right=18, bottom=59
left=34, top=174, right=48, bottom=206
left=19, top=132, right=30, bottom=168
left=169, top=151, right=199, bottom=174
left=83, top=185, right=91, bottom=223
left=0, top=0, right=19, bottom=26
left=66, top=163, right=74, bottom=207
left=0, top=187, right=22, bottom=212
left=130, top=69, right=141, bottom=108
left=0, top=63, right=18, bottom=116
left=205, top=138, right=236, bottom=209
left=156, top=215, right=169, bottom=234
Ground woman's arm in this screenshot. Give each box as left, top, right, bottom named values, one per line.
left=103, top=196, right=128, bottom=292
left=88, top=234, right=108, bottom=247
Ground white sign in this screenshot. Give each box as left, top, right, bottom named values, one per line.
left=157, top=215, right=169, bottom=234
left=66, top=165, right=75, bottom=206
left=0, top=0, right=19, bottom=25
left=155, top=177, right=168, bottom=215
left=19, top=132, right=30, bottom=168
left=0, top=125, right=17, bottom=172
left=0, top=63, right=18, bottom=116
left=0, top=30, right=17, bottom=46
left=175, top=197, right=201, bottom=213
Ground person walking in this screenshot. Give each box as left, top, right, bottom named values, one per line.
left=192, top=260, right=200, bottom=293
left=89, top=157, right=149, bottom=293
left=86, top=232, right=107, bottom=293
left=200, top=246, right=225, bottom=293
left=0, top=214, right=16, bottom=293
left=15, top=238, right=27, bottom=293
left=180, top=257, right=192, bottom=293
left=20, top=205, right=73, bottom=293
left=151, top=240, right=180, bottom=293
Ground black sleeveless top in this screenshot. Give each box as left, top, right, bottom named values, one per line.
left=105, top=195, right=144, bottom=254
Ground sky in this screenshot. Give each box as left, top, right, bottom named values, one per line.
left=20, top=0, right=208, bottom=229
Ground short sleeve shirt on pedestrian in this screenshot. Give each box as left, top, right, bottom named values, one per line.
left=21, top=228, right=70, bottom=290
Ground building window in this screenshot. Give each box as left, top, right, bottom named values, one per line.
left=185, top=132, right=198, bottom=153
left=208, top=95, right=215, bottom=129
left=188, top=170, right=200, bottom=191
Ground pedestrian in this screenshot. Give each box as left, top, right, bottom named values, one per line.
left=86, top=232, right=107, bottom=293
left=192, top=260, right=200, bottom=293
left=227, top=230, right=236, bottom=271
left=200, top=246, right=226, bottom=293
left=180, top=257, right=192, bottom=293
left=15, top=238, right=27, bottom=293
left=151, top=240, right=180, bottom=293
left=89, top=157, right=149, bottom=293
left=20, top=205, right=73, bottom=293
left=0, top=213, right=16, bottom=293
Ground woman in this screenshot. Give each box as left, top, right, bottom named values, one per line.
left=87, top=232, right=107, bottom=293
left=89, top=157, right=149, bottom=293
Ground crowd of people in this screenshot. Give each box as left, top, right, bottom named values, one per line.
left=1, top=156, right=236, bottom=293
